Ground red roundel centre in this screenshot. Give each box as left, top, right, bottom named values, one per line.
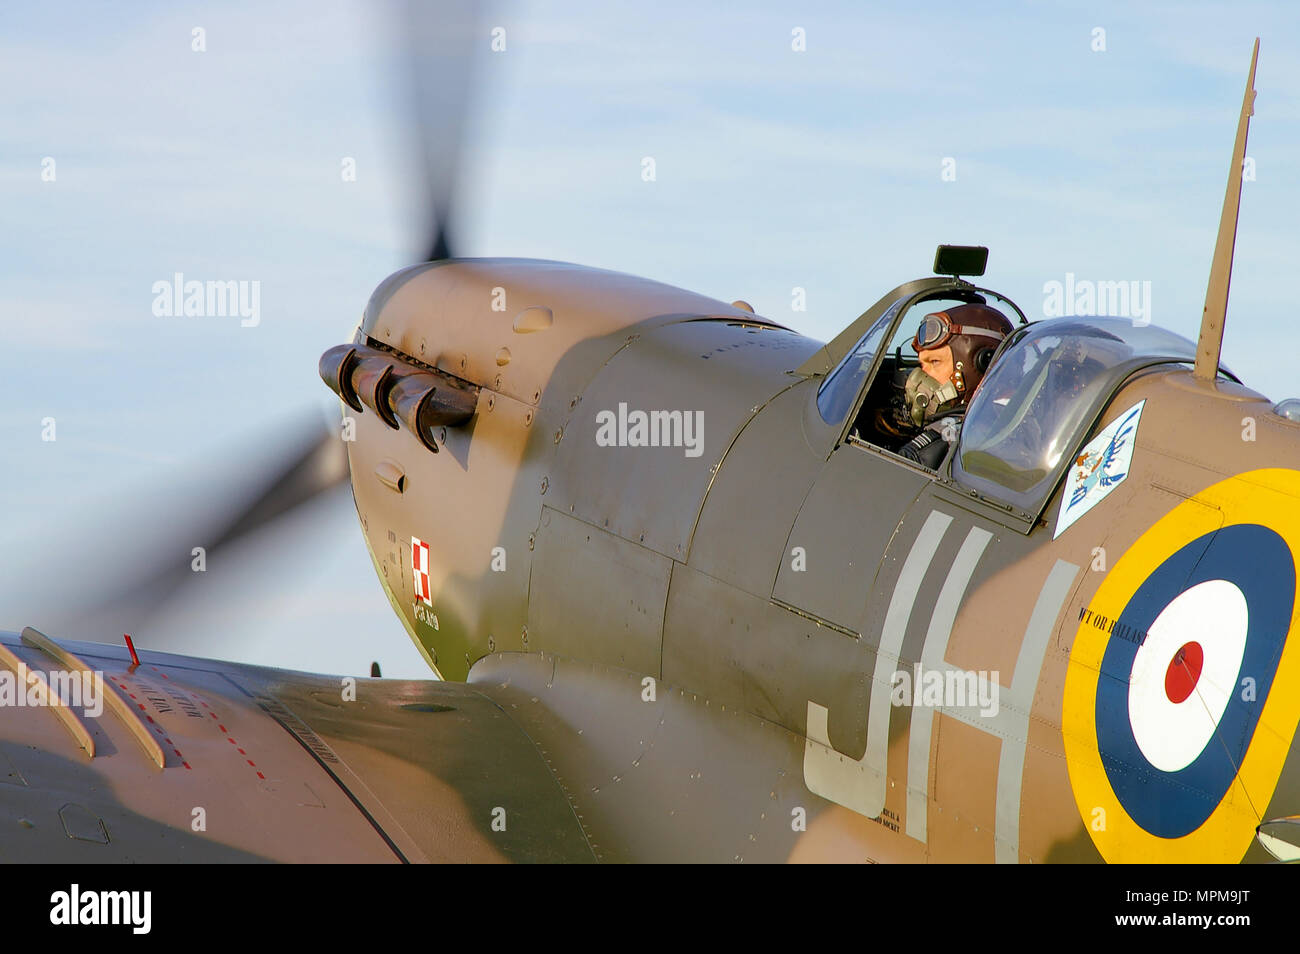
left=1164, top=641, right=1204, bottom=704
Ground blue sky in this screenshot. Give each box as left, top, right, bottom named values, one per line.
left=4, top=1, right=1299, bottom=678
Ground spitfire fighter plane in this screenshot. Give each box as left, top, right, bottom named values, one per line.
left=4, top=37, right=1299, bottom=863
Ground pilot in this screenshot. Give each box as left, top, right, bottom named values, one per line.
left=896, top=303, right=1014, bottom=468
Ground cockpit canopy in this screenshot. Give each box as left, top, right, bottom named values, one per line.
left=955, top=317, right=1209, bottom=513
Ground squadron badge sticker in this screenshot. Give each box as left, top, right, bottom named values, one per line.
left=1054, top=400, right=1145, bottom=539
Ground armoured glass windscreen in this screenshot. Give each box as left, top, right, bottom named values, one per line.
left=816, top=297, right=908, bottom=424
left=956, top=318, right=1199, bottom=509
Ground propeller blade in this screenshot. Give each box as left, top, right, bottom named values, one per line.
left=395, top=0, right=491, bottom=262
left=11, top=0, right=497, bottom=662
left=205, top=423, right=349, bottom=554
left=11, top=414, right=348, bottom=648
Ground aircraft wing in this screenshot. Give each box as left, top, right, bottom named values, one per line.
left=0, top=628, right=595, bottom=862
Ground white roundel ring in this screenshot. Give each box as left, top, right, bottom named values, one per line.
left=1127, top=579, right=1249, bottom=773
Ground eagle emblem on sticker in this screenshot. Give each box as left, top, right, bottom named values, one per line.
left=1054, top=400, right=1145, bottom=539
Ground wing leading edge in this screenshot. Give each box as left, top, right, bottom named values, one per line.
left=0, top=629, right=594, bottom=863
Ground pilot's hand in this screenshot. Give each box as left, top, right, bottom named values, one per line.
left=899, top=416, right=961, bottom=469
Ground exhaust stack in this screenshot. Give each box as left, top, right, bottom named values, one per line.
left=319, top=343, right=479, bottom=452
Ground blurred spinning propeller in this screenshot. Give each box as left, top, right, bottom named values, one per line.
left=8, top=0, right=491, bottom=658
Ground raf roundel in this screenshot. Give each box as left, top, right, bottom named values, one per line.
left=1127, top=579, right=1247, bottom=774
left=1063, top=469, right=1300, bottom=863
left=1095, top=524, right=1290, bottom=837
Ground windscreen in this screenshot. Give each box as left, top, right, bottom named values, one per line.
left=816, top=297, right=908, bottom=424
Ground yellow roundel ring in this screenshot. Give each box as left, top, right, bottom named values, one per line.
left=1062, top=468, right=1300, bottom=863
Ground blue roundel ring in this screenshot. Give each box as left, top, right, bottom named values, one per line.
left=1094, top=523, right=1295, bottom=838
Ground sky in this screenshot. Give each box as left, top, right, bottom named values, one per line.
left=3, top=0, right=1299, bottom=679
